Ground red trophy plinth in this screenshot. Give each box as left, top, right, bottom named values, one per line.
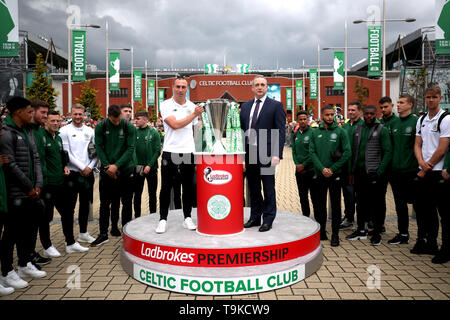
left=195, top=153, right=245, bottom=236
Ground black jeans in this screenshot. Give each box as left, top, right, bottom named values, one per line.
left=66, top=171, right=95, bottom=234
left=390, top=171, right=419, bottom=235
left=1, top=197, right=42, bottom=276
left=354, top=169, right=386, bottom=234
left=159, top=152, right=194, bottom=221
left=99, top=168, right=134, bottom=235
left=35, top=184, right=75, bottom=247
left=341, top=173, right=356, bottom=222
left=295, top=170, right=314, bottom=217
left=133, top=168, right=158, bottom=218
left=415, top=171, right=449, bottom=250
left=311, top=174, right=342, bottom=236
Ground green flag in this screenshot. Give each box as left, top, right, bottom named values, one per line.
left=368, top=26, right=382, bottom=77
left=436, top=0, right=450, bottom=54
left=148, top=80, right=155, bottom=106
left=158, top=89, right=165, bottom=105
left=333, top=51, right=344, bottom=90
left=309, top=69, right=318, bottom=100
left=0, top=0, right=19, bottom=57
left=109, top=52, right=120, bottom=91
left=296, top=80, right=303, bottom=106
left=286, top=88, right=293, bottom=111
left=72, top=30, right=86, bottom=82
left=134, top=71, right=142, bottom=101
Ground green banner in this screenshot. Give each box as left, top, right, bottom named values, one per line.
left=286, top=88, right=293, bottom=111
left=158, top=89, right=165, bottom=105
left=148, top=80, right=155, bottom=106
left=296, top=80, right=303, bottom=106
left=133, top=71, right=142, bottom=101
left=0, top=0, right=19, bottom=57
left=333, top=51, right=344, bottom=90
left=368, top=26, right=382, bottom=77
left=72, top=30, right=86, bottom=82
left=109, top=52, right=120, bottom=91
left=309, top=69, right=317, bottom=100
left=436, top=0, right=450, bottom=54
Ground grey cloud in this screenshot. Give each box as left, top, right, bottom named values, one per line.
left=19, top=0, right=435, bottom=71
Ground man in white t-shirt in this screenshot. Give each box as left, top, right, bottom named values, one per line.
left=156, top=77, right=204, bottom=233
left=59, top=104, right=98, bottom=245
left=414, top=85, right=450, bottom=264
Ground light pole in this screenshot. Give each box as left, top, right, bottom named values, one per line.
left=353, top=0, right=415, bottom=97
left=323, top=21, right=367, bottom=119
left=67, top=18, right=100, bottom=113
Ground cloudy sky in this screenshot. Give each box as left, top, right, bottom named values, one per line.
left=18, top=0, right=436, bottom=71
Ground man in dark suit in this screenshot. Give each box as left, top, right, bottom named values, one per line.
left=240, top=76, right=286, bottom=232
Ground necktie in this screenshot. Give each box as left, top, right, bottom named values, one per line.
left=250, top=99, right=261, bottom=129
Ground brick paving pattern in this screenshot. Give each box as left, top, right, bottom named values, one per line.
left=1, top=147, right=448, bottom=300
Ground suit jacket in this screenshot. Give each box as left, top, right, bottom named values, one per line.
left=240, top=97, right=286, bottom=165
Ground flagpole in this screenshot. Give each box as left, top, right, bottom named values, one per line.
left=344, top=20, right=348, bottom=119
left=105, top=19, right=109, bottom=114
left=302, top=59, right=305, bottom=111
left=145, top=59, right=148, bottom=112
left=131, top=46, right=134, bottom=118
left=318, top=43, right=321, bottom=120
left=67, top=0, right=72, bottom=114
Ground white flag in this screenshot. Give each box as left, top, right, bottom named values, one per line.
left=205, top=64, right=219, bottom=74
left=236, top=64, right=250, bottom=73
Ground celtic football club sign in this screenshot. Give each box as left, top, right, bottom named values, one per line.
left=0, top=0, right=19, bottom=57
left=207, top=195, right=231, bottom=220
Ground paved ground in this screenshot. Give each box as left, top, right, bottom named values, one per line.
left=1, top=147, right=448, bottom=301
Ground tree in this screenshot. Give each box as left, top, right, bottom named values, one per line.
left=76, top=80, right=102, bottom=120
left=26, top=53, right=59, bottom=110
left=354, top=78, right=369, bottom=106
left=405, top=68, right=428, bottom=113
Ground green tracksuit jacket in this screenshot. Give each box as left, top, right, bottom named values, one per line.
left=391, top=113, right=418, bottom=173
left=292, top=126, right=314, bottom=172
left=135, top=126, right=161, bottom=169
left=94, top=118, right=137, bottom=171
left=309, top=121, right=351, bottom=177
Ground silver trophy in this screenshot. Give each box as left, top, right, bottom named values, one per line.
left=205, top=99, right=231, bottom=154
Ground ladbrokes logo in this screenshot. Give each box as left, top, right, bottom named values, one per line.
left=203, top=167, right=232, bottom=185
left=141, top=245, right=195, bottom=264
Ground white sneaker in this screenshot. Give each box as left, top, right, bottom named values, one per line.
left=77, top=232, right=96, bottom=244
left=155, top=220, right=167, bottom=234
left=43, top=245, right=62, bottom=258
left=0, top=270, right=28, bottom=289
left=0, top=282, right=15, bottom=296
left=183, top=217, right=197, bottom=230
left=18, top=262, right=46, bottom=279
left=66, top=242, right=89, bottom=254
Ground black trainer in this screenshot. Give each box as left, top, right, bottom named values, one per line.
left=346, top=229, right=368, bottom=241
left=370, top=233, right=382, bottom=246
left=331, top=234, right=340, bottom=247
left=410, top=239, right=427, bottom=254
left=369, top=226, right=386, bottom=236
left=90, top=234, right=109, bottom=247
left=388, top=234, right=409, bottom=245
left=431, top=249, right=450, bottom=264
left=320, top=232, right=328, bottom=241
left=110, top=228, right=122, bottom=237
left=31, top=252, right=52, bottom=267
